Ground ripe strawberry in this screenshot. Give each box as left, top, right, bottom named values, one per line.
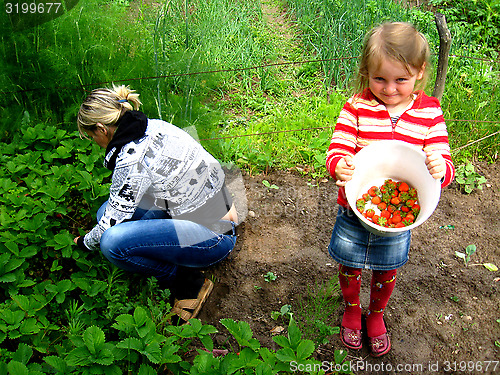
left=377, top=217, right=388, bottom=226
left=377, top=202, right=387, bottom=210
left=408, top=188, right=418, bottom=198
left=402, top=217, right=413, bottom=226
left=366, top=209, right=375, bottom=218
left=395, top=222, right=406, bottom=228
left=380, top=210, right=391, bottom=219
left=390, top=197, right=401, bottom=206
left=356, top=198, right=366, bottom=211
left=371, top=196, right=381, bottom=205
left=368, top=186, right=379, bottom=197
left=399, top=182, right=409, bottom=192
left=398, top=192, right=410, bottom=202
left=391, top=214, right=402, bottom=224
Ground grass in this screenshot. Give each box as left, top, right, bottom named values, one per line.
left=294, top=276, right=342, bottom=345
left=2, top=0, right=499, bottom=167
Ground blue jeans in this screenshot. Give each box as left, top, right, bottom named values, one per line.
left=328, top=207, right=411, bottom=270
left=97, top=201, right=237, bottom=282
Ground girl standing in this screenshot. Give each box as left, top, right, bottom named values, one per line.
left=326, top=22, right=455, bottom=356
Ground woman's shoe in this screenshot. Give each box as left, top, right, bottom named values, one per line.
left=340, top=326, right=362, bottom=350
left=368, top=332, right=391, bottom=357
left=171, top=278, right=214, bottom=325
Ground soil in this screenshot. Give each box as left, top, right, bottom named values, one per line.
left=200, top=2, right=500, bottom=373
left=198, top=161, right=500, bottom=374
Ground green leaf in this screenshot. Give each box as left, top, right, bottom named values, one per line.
left=483, top=263, right=498, bottom=272
left=275, top=347, right=296, bottom=362
left=116, top=337, right=144, bottom=351
left=4, top=258, right=24, bottom=274
left=11, top=295, right=30, bottom=311
left=272, top=335, right=291, bottom=349
left=220, top=319, right=260, bottom=350
left=83, top=326, right=105, bottom=354
left=7, top=360, right=28, bottom=375
left=66, top=347, right=91, bottom=366
left=133, top=306, right=149, bottom=328
left=44, top=356, right=69, bottom=372
left=13, top=343, right=32, bottom=365
left=112, top=314, right=135, bottom=333
left=295, top=339, right=315, bottom=360
left=465, top=244, right=477, bottom=256
left=138, top=364, right=157, bottom=375
left=143, top=342, right=162, bottom=364
left=199, top=334, right=214, bottom=352
left=287, top=318, right=302, bottom=350
left=19, top=246, right=38, bottom=258
left=334, top=348, right=348, bottom=364
left=238, top=347, right=259, bottom=364
left=0, top=273, right=16, bottom=283
left=161, top=343, right=181, bottom=364
left=19, top=318, right=40, bottom=335
left=95, top=347, right=114, bottom=366
left=4, top=242, right=19, bottom=256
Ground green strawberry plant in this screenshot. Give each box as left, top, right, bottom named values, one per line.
left=0, top=122, right=329, bottom=373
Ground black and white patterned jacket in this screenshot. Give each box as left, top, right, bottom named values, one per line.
left=82, top=119, right=226, bottom=250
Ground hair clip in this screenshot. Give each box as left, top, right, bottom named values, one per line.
left=118, top=99, right=128, bottom=103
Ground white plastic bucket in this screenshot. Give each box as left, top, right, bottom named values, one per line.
left=344, top=140, right=441, bottom=237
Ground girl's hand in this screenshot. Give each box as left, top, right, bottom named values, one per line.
left=335, top=156, right=355, bottom=187
left=73, top=237, right=80, bottom=244
left=425, top=151, right=446, bottom=180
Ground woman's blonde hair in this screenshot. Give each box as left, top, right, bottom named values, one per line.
left=354, top=22, right=431, bottom=94
left=77, top=85, right=142, bottom=137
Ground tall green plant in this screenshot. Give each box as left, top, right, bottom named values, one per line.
left=0, top=0, right=156, bottom=135
left=283, top=0, right=411, bottom=91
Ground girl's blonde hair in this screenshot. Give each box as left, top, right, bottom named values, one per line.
left=355, top=22, right=431, bottom=94
left=77, top=85, right=142, bottom=136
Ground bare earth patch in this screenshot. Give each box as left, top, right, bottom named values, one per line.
left=199, top=161, right=500, bottom=374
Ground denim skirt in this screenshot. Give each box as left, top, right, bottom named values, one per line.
left=328, top=206, right=411, bottom=270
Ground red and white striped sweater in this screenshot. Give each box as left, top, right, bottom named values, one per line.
left=326, top=88, right=455, bottom=208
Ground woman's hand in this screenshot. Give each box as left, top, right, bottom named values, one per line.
left=74, top=237, right=80, bottom=244
left=425, top=151, right=446, bottom=180
left=335, top=156, right=355, bottom=187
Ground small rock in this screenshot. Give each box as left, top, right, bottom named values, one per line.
left=270, top=326, right=285, bottom=335
left=248, top=210, right=256, bottom=218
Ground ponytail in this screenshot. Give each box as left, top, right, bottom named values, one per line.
left=77, top=84, right=142, bottom=137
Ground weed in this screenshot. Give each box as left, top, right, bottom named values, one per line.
left=271, top=304, right=293, bottom=322
left=455, top=244, right=498, bottom=271
left=264, top=271, right=278, bottom=282
left=295, top=276, right=341, bottom=345
left=455, top=244, right=477, bottom=266
left=455, top=163, right=488, bottom=193
left=263, top=180, right=279, bottom=190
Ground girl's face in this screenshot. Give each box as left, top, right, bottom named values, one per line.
left=368, top=58, right=425, bottom=112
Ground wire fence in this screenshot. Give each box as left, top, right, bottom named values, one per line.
left=198, top=121, right=500, bottom=154
left=3, top=53, right=497, bottom=96
left=3, top=53, right=500, bottom=152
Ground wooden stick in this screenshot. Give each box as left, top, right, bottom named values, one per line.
left=433, top=13, right=452, bottom=101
